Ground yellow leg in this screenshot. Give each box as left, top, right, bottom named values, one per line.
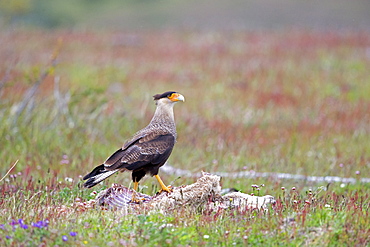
left=131, top=181, right=140, bottom=203
left=154, top=175, right=172, bottom=193
left=133, top=181, right=139, bottom=191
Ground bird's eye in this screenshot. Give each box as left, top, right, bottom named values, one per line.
left=168, top=93, right=174, bottom=98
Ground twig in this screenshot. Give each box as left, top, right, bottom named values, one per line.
left=28, top=191, right=42, bottom=201
left=53, top=75, right=74, bottom=128
left=12, top=62, right=55, bottom=126
left=11, top=39, right=63, bottom=127
left=0, top=160, right=19, bottom=182
left=162, top=164, right=370, bottom=184
left=0, top=67, right=11, bottom=91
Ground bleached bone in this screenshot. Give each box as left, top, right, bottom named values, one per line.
left=94, top=172, right=275, bottom=213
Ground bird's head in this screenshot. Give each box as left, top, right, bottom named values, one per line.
left=153, top=91, right=185, bottom=105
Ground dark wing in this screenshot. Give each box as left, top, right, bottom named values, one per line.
left=104, top=133, right=175, bottom=171
left=99, top=132, right=146, bottom=167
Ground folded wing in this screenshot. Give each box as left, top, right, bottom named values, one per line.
left=106, top=133, right=175, bottom=171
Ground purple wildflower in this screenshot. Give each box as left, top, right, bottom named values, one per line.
left=70, top=231, right=77, bottom=237
left=62, top=235, right=68, bottom=241
left=31, top=222, right=42, bottom=228
left=31, top=220, right=49, bottom=229
left=20, top=224, right=28, bottom=230
left=9, top=219, right=18, bottom=226
left=0, top=224, right=6, bottom=230
left=60, top=155, right=70, bottom=164
left=6, top=235, right=11, bottom=239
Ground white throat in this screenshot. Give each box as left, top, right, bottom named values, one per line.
left=151, top=98, right=176, bottom=124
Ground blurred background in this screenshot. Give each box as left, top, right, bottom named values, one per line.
left=1, top=2, right=369, bottom=246
left=0, top=0, right=369, bottom=188
left=1, top=0, right=370, bottom=31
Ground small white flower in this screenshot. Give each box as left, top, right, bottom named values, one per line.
left=203, top=235, right=210, bottom=239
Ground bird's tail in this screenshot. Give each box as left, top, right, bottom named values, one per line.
left=83, top=164, right=118, bottom=188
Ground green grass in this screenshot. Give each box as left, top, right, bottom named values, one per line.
left=0, top=29, right=370, bottom=246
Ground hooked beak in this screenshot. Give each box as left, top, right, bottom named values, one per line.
left=169, top=93, right=185, bottom=102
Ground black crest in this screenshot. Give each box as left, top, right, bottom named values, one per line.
left=153, top=91, right=176, bottom=100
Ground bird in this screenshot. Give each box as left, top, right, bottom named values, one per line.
left=83, top=91, right=185, bottom=202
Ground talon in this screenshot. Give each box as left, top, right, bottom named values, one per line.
left=159, top=185, right=172, bottom=193
left=154, top=175, right=172, bottom=193
left=130, top=198, right=145, bottom=204
left=130, top=194, right=146, bottom=204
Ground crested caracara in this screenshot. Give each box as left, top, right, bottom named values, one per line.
left=83, top=91, right=184, bottom=201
